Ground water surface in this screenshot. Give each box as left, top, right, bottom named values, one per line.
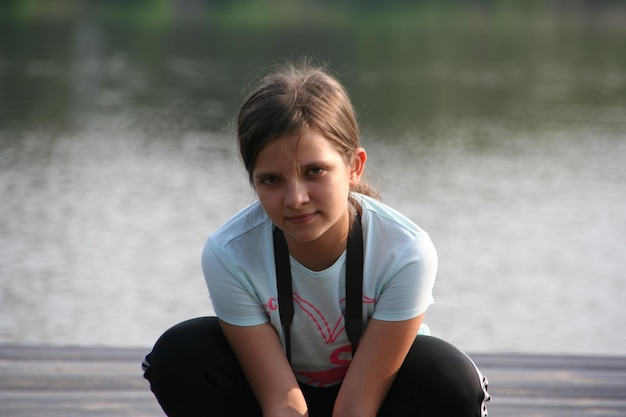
left=1, top=7, right=625, bottom=354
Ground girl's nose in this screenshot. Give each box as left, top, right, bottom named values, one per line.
left=284, top=180, right=310, bottom=208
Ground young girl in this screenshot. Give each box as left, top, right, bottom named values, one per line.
left=143, top=61, right=490, bottom=417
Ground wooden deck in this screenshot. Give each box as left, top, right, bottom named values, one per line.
left=1, top=345, right=625, bottom=416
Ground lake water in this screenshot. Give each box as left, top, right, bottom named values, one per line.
left=1, top=5, right=625, bottom=355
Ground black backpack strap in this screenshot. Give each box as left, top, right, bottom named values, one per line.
left=273, top=213, right=364, bottom=363
left=345, top=213, right=363, bottom=356
left=273, top=225, right=294, bottom=363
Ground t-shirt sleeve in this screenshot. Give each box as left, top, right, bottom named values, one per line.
left=371, top=234, right=438, bottom=321
left=201, top=238, right=269, bottom=326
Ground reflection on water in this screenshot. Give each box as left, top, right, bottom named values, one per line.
left=1, top=6, right=625, bottom=354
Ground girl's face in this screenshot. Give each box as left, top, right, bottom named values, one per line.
left=253, top=129, right=366, bottom=254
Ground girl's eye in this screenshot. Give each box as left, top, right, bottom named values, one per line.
left=262, top=176, right=281, bottom=185
left=307, top=167, right=325, bottom=177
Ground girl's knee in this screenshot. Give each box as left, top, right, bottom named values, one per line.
left=143, top=317, right=225, bottom=383
left=143, top=317, right=260, bottom=416
left=389, top=336, right=490, bottom=416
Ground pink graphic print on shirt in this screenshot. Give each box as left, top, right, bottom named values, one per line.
left=265, top=292, right=376, bottom=387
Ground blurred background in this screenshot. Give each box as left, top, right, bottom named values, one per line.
left=1, top=0, right=625, bottom=355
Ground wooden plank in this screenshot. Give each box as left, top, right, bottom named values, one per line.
left=0, top=345, right=161, bottom=417
left=472, top=353, right=626, bottom=416
left=1, top=346, right=625, bottom=416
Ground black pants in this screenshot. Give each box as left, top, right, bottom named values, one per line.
left=143, top=317, right=490, bottom=417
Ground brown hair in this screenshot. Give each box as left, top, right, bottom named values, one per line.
left=237, top=60, right=378, bottom=199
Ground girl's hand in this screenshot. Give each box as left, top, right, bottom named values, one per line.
left=332, top=314, right=424, bottom=417
left=219, top=320, right=309, bottom=417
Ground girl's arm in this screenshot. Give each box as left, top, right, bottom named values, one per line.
left=219, top=320, right=309, bottom=417
left=332, top=314, right=424, bottom=417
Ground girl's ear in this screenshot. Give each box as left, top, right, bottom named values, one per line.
left=349, top=147, right=367, bottom=187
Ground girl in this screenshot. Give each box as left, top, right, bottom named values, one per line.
left=143, top=61, right=490, bottom=417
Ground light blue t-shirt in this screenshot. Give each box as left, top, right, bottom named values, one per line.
left=202, top=193, right=437, bottom=387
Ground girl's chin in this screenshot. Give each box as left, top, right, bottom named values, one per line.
left=279, top=221, right=330, bottom=243
left=283, top=229, right=323, bottom=244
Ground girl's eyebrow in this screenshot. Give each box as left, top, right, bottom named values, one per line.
left=302, top=160, right=332, bottom=169
left=253, top=171, right=279, bottom=179
left=253, top=160, right=331, bottom=178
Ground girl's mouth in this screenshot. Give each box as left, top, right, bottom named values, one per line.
left=286, top=212, right=316, bottom=225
